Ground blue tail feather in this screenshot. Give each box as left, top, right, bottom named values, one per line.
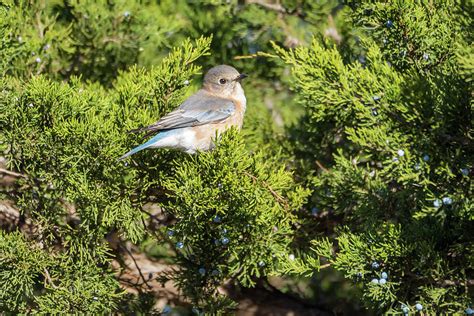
left=118, top=132, right=167, bottom=160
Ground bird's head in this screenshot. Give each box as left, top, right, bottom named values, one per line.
left=202, top=65, right=247, bottom=98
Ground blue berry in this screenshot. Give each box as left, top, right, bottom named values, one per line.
left=397, top=149, right=405, bottom=157
left=123, top=11, right=131, bottom=17
left=401, top=305, right=409, bottom=314
left=465, top=307, right=474, bottom=315
left=167, top=230, right=174, bottom=237
left=393, top=157, right=399, bottom=163
left=372, top=95, right=381, bottom=101
left=213, top=215, right=222, bottom=223
left=183, top=80, right=190, bottom=86
left=371, top=278, right=379, bottom=284
left=211, top=269, right=219, bottom=276
left=423, top=154, right=430, bottom=161
left=461, top=168, right=469, bottom=176
left=162, top=305, right=172, bottom=314
left=176, top=241, right=184, bottom=249
left=311, top=207, right=319, bottom=216
left=414, top=163, right=421, bottom=170
left=385, top=20, right=393, bottom=28
left=372, top=261, right=380, bottom=269
left=258, top=261, right=265, bottom=267
left=381, top=272, right=388, bottom=279
left=423, top=53, right=429, bottom=60
left=372, top=108, right=378, bottom=116
left=35, top=57, right=41, bottom=63
left=222, top=228, right=228, bottom=234
left=221, top=237, right=229, bottom=245
left=433, top=199, right=441, bottom=208
left=442, top=197, right=453, bottom=205
left=217, top=183, right=223, bottom=189
left=415, top=303, right=423, bottom=311
left=43, top=44, right=50, bottom=50
left=214, top=239, right=220, bottom=246
left=379, top=278, right=387, bottom=285
left=198, top=268, right=206, bottom=275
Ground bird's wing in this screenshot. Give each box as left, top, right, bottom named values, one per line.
left=129, top=90, right=236, bottom=136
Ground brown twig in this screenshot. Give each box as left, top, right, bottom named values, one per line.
left=245, top=0, right=332, bottom=30
left=246, top=0, right=286, bottom=14
left=43, top=268, right=58, bottom=289
left=324, top=15, right=341, bottom=44
left=319, top=263, right=331, bottom=270
left=120, top=245, right=153, bottom=290
left=234, top=51, right=278, bottom=60
left=0, top=168, right=28, bottom=179
left=315, top=160, right=328, bottom=172
left=102, top=36, right=122, bottom=44
left=243, top=171, right=289, bottom=208
left=440, top=279, right=474, bottom=287
left=35, top=11, right=45, bottom=39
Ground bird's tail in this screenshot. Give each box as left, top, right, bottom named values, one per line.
left=118, top=132, right=166, bottom=161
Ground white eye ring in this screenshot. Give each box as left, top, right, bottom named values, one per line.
left=219, top=78, right=227, bottom=84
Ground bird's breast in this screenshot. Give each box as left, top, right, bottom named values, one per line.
left=226, top=83, right=246, bottom=129
left=232, top=83, right=247, bottom=113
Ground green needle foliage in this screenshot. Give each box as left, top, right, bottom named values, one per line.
left=163, top=131, right=309, bottom=311
left=1, top=35, right=214, bottom=313
left=274, top=0, right=473, bottom=314
left=0, top=0, right=472, bottom=314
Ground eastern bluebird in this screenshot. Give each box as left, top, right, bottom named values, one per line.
left=119, top=65, right=247, bottom=160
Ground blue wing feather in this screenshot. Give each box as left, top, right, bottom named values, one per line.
left=121, top=90, right=237, bottom=160
left=133, top=90, right=236, bottom=133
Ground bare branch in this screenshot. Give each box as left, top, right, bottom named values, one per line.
left=120, top=244, right=153, bottom=290
left=0, top=168, right=28, bottom=178
left=246, top=0, right=286, bottom=14
left=243, top=171, right=289, bottom=208
left=43, top=268, right=59, bottom=289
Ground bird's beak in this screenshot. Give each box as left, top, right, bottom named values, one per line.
left=234, top=73, right=248, bottom=82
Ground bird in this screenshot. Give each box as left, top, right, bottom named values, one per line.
left=119, top=65, right=247, bottom=160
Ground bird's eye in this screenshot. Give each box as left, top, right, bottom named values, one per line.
left=219, top=78, right=227, bottom=84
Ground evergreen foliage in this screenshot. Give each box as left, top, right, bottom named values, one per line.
left=0, top=0, right=472, bottom=314
left=274, top=1, right=473, bottom=314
